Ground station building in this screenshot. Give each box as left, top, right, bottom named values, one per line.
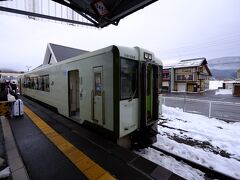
left=0, top=70, right=24, bottom=84
left=43, top=43, right=88, bottom=65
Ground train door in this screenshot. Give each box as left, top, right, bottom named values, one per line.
left=141, top=63, right=159, bottom=126
left=147, top=64, right=153, bottom=121
left=68, top=70, right=80, bottom=120
left=92, top=67, right=104, bottom=125
left=18, top=78, right=22, bottom=95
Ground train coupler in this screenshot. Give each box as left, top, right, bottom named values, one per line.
left=131, top=122, right=158, bottom=149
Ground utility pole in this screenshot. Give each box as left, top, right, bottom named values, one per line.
left=26, top=65, right=31, bottom=72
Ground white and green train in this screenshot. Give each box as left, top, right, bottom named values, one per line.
left=19, top=45, right=163, bottom=148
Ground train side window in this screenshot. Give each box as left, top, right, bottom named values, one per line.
left=23, top=75, right=49, bottom=92
left=94, top=72, right=102, bottom=96
left=42, top=75, right=49, bottom=92
left=41, top=75, right=49, bottom=92
left=30, top=78, right=33, bottom=89
left=33, top=77, right=38, bottom=89
left=38, top=76, right=42, bottom=90
left=41, top=76, right=45, bottom=91
left=23, top=77, right=27, bottom=88
left=120, top=58, right=138, bottom=100
left=45, top=76, right=50, bottom=92
left=27, top=78, right=30, bottom=88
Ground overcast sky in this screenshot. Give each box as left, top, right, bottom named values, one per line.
left=0, top=0, right=240, bottom=71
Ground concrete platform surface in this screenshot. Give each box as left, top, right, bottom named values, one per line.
left=2, top=97, right=183, bottom=180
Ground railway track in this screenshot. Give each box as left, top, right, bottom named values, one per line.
left=149, top=145, right=235, bottom=180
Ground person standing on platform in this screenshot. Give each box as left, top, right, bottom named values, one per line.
left=0, top=79, right=18, bottom=101
left=10, top=81, right=17, bottom=93
left=0, top=79, right=18, bottom=117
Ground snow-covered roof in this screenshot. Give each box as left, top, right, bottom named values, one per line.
left=233, top=80, right=240, bottom=84
left=163, top=66, right=173, bottom=69
left=223, top=80, right=238, bottom=84
left=174, top=58, right=206, bottom=68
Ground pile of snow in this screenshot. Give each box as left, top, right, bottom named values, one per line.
left=215, top=89, right=232, bottom=95
left=209, top=80, right=223, bottom=90
left=136, top=105, right=240, bottom=179
left=138, top=148, right=205, bottom=179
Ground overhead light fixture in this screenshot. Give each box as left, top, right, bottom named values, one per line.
left=64, top=0, right=70, bottom=4
left=92, top=0, right=109, bottom=16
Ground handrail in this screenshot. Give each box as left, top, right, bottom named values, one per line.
left=162, top=96, right=240, bottom=122
left=163, top=96, right=240, bottom=105
left=102, top=90, right=105, bottom=125
left=91, top=89, right=94, bottom=120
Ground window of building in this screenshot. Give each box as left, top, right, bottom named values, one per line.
left=163, top=73, right=170, bottom=79
left=176, top=74, right=193, bottom=81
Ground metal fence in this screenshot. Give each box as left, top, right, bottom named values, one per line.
left=162, top=96, right=240, bottom=122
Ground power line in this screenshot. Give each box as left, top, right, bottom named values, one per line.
left=158, top=31, right=240, bottom=55
left=161, top=37, right=240, bottom=53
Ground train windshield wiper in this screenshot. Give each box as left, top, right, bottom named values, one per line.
left=128, top=88, right=137, bottom=102
left=128, top=70, right=138, bottom=102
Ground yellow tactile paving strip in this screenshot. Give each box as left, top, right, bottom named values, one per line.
left=0, top=102, right=10, bottom=116
left=24, top=106, right=116, bottom=180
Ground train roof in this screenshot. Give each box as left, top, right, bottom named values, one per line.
left=27, top=45, right=162, bottom=74
left=117, top=46, right=163, bottom=66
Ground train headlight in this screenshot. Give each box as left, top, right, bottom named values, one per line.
left=149, top=54, right=152, bottom=60
left=144, top=52, right=149, bottom=59
left=144, top=52, right=152, bottom=61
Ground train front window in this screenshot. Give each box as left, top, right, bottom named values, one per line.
left=120, top=58, right=138, bottom=100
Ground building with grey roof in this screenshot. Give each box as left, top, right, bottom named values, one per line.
left=163, top=57, right=212, bottom=93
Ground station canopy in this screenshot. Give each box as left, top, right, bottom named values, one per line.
left=0, top=0, right=158, bottom=28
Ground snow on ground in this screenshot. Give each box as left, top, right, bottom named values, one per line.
left=136, top=105, right=240, bottom=179
left=215, top=89, right=232, bottom=95
left=137, top=148, right=205, bottom=180
left=209, top=80, right=223, bottom=90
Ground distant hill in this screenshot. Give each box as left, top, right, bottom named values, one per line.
left=208, top=56, right=240, bottom=80
left=0, top=68, right=24, bottom=73
left=208, top=56, right=240, bottom=70
left=0, top=68, right=15, bottom=72
left=210, top=69, right=237, bottom=80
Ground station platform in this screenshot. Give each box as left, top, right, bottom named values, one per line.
left=1, top=97, right=183, bottom=180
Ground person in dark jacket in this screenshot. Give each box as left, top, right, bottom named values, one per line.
left=10, top=81, right=17, bottom=93
left=0, top=80, right=18, bottom=101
